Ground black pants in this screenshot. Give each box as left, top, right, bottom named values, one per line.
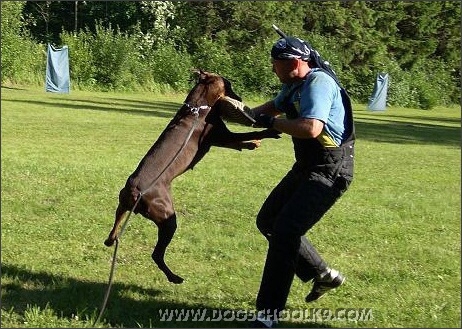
left=255, top=166, right=351, bottom=314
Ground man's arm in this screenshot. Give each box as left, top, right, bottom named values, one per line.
left=251, top=103, right=324, bottom=139
left=272, top=117, right=324, bottom=139
left=250, top=100, right=324, bottom=139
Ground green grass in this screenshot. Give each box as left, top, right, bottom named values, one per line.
left=1, top=86, right=460, bottom=328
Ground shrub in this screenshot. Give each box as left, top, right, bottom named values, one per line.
left=60, top=30, right=96, bottom=90
left=386, top=70, right=419, bottom=108
left=409, top=59, right=456, bottom=109
left=229, top=39, right=280, bottom=98
left=90, top=22, right=139, bottom=91
left=191, top=35, right=234, bottom=78
left=149, top=42, right=193, bottom=92
left=1, top=1, right=45, bottom=85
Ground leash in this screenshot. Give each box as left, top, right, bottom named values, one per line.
left=93, top=104, right=208, bottom=326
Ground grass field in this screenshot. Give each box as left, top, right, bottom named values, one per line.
left=1, top=86, right=460, bottom=328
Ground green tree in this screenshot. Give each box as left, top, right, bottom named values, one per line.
left=9, top=1, right=461, bottom=107
left=1, top=1, right=44, bottom=84
left=1, top=1, right=26, bottom=79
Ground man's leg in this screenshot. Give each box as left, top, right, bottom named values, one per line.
left=256, top=177, right=343, bottom=314
left=256, top=170, right=299, bottom=238
left=296, top=235, right=328, bottom=282
left=297, top=234, right=346, bottom=303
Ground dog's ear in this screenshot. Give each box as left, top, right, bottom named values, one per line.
left=198, top=69, right=209, bottom=82
left=222, top=77, right=242, bottom=101
left=191, top=68, right=209, bottom=82
left=189, top=68, right=199, bottom=82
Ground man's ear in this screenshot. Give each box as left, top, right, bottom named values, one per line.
left=292, top=59, right=302, bottom=70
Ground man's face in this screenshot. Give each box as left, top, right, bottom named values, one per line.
left=271, top=58, right=297, bottom=83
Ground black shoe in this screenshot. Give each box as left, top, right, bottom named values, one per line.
left=305, top=268, right=345, bottom=303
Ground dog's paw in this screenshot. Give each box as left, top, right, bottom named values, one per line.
left=104, top=238, right=115, bottom=247
left=263, top=128, right=282, bottom=139
left=168, top=274, right=184, bottom=284
left=244, top=140, right=261, bottom=150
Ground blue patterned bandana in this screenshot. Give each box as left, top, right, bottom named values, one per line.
left=271, top=37, right=312, bottom=61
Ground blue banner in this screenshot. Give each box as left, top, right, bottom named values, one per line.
left=368, top=73, right=389, bottom=111
left=46, top=44, right=70, bottom=93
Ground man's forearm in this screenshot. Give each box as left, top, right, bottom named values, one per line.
left=272, top=117, right=324, bottom=139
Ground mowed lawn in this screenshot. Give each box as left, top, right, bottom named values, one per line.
left=1, top=86, right=460, bottom=328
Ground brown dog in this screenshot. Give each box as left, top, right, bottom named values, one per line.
left=104, top=70, right=280, bottom=283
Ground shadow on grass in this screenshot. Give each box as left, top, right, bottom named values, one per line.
left=384, top=113, right=461, bottom=125
left=7, top=92, right=459, bottom=147
left=354, top=118, right=460, bottom=147
left=1, top=263, right=328, bottom=328
left=6, top=97, right=181, bottom=119
left=1, top=85, right=28, bottom=91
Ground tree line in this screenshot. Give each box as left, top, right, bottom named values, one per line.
left=2, top=1, right=460, bottom=109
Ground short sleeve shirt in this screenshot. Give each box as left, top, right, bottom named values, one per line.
left=273, top=68, right=346, bottom=147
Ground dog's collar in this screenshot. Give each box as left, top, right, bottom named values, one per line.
left=183, top=103, right=210, bottom=115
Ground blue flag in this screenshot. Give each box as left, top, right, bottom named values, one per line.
left=368, top=73, right=389, bottom=111
left=46, top=44, right=70, bottom=93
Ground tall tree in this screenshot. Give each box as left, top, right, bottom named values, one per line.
left=394, top=1, right=449, bottom=69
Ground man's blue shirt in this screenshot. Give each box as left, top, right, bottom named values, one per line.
left=273, top=68, right=346, bottom=147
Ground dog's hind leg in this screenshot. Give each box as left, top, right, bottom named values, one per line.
left=151, top=213, right=184, bottom=284
left=104, top=203, right=127, bottom=247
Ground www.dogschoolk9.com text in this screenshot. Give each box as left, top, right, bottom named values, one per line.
left=158, top=307, right=373, bottom=323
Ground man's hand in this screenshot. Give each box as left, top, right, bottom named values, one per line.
left=253, top=114, right=275, bottom=128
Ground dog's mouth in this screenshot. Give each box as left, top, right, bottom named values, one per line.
left=215, top=96, right=256, bottom=126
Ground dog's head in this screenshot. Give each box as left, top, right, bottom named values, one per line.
left=186, top=69, right=242, bottom=107
left=185, top=70, right=254, bottom=125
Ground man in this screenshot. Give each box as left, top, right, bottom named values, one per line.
left=248, top=35, right=355, bottom=328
